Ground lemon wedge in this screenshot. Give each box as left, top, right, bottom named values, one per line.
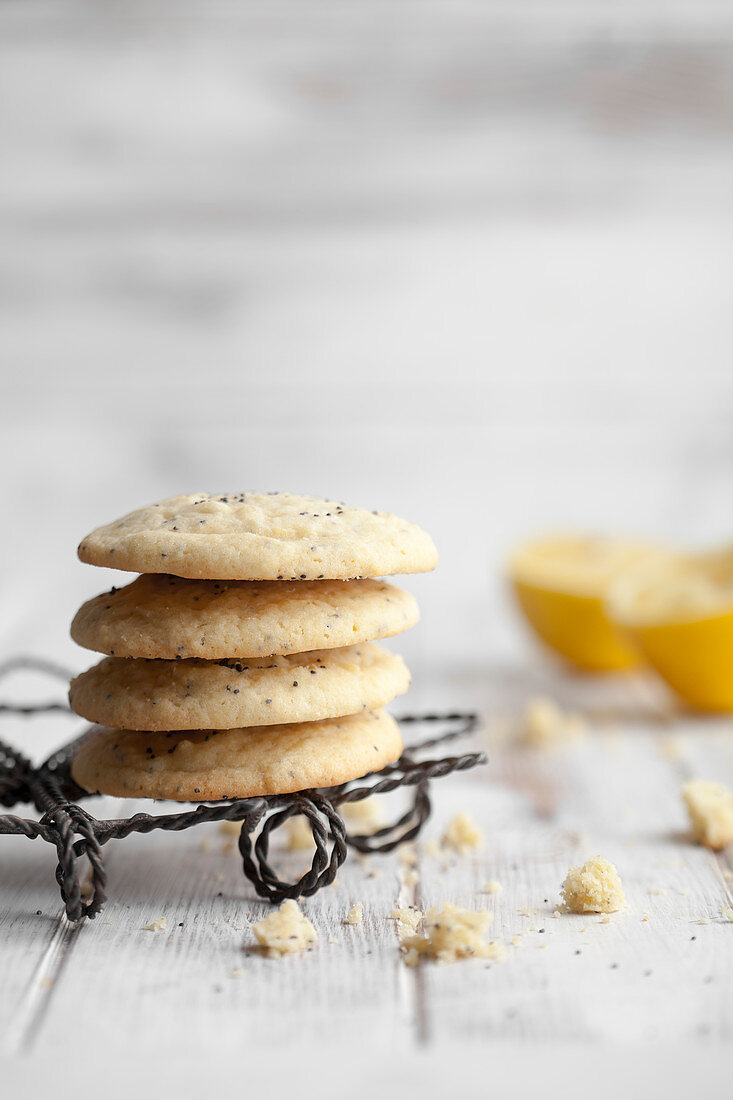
left=607, top=547, right=733, bottom=711
left=509, top=536, right=655, bottom=672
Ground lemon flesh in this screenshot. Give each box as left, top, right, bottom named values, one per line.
left=608, top=548, right=733, bottom=711
left=509, top=536, right=653, bottom=672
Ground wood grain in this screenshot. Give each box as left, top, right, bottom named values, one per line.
left=2, top=664, right=732, bottom=1060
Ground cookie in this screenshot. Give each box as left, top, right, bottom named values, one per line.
left=69, top=643, right=410, bottom=731
left=77, top=492, right=438, bottom=580
left=70, top=709, right=403, bottom=800
left=70, top=575, right=419, bottom=659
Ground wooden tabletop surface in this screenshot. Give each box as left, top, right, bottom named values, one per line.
left=2, top=654, right=732, bottom=1093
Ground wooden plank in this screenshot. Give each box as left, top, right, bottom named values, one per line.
left=3, top=639, right=733, bottom=1055
left=32, top=796, right=421, bottom=1054
left=0, top=834, right=69, bottom=1046
left=409, top=668, right=733, bottom=1045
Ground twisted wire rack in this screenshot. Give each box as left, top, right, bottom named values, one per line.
left=0, top=657, right=486, bottom=921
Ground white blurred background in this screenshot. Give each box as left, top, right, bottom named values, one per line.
left=2, top=0, right=733, bottom=685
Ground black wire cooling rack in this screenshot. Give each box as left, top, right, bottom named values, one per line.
left=0, top=657, right=486, bottom=921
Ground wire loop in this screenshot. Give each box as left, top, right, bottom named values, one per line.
left=0, top=656, right=486, bottom=918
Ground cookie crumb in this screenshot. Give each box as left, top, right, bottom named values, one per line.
left=721, top=906, right=733, bottom=922
left=251, top=899, right=317, bottom=958
left=389, top=906, right=423, bottom=937
left=144, top=916, right=167, bottom=932
left=659, top=735, right=684, bottom=760
left=560, top=857, right=625, bottom=914
left=482, top=880, right=502, bottom=895
left=683, top=779, right=733, bottom=850
left=442, top=812, right=484, bottom=854
left=342, top=796, right=384, bottom=835
left=521, top=697, right=585, bottom=750
left=346, top=903, right=364, bottom=925
left=231, top=968, right=246, bottom=979
left=398, top=843, right=418, bottom=867
left=400, top=903, right=500, bottom=966
left=283, top=815, right=316, bottom=852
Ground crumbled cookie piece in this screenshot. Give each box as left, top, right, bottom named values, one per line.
left=342, top=796, right=384, bottom=835
left=251, top=899, right=317, bottom=957
left=400, top=903, right=502, bottom=966
left=231, top=968, right=246, bottom=979
left=442, top=812, right=484, bottom=854
left=561, top=857, right=625, bottom=914
left=283, top=815, right=316, bottom=852
left=482, top=880, right=502, bottom=894
left=659, top=735, right=684, bottom=761
left=720, top=906, right=733, bottom=922
left=346, top=903, right=364, bottom=926
left=388, top=906, right=423, bottom=937
left=521, top=697, right=584, bottom=749
left=683, top=780, right=733, bottom=850
left=398, top=843, right=418, bottom=867
left=144, top=916, right=167, bottom=932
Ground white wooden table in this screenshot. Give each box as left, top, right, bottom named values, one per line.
left=2, top=655, right=732, bottom=1095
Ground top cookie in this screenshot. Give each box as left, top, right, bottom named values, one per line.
left=77, top=492, right=438, bottom=581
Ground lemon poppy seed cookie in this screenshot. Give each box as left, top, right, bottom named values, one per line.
left=69, top=643, right=410, bottom=732
left=77, top=492, right=438, bottom=580
left=71, top=709, right=403, bottom=801
left=71, top=575, right=419, bottom=660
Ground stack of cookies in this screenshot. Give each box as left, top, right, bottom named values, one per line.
left=68, top=493, right=437, bottom=802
